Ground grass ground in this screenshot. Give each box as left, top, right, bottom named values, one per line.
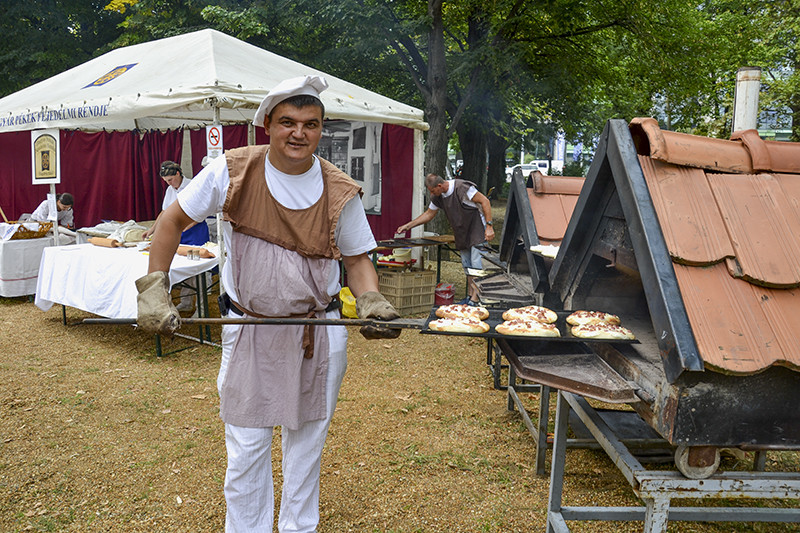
left=1, top=199, right=798, bottom=532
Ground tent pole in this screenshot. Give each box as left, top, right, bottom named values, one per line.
left=410, top=129, right=425, bottom=238
left=50, top=183, right=61, bottom=246
left=210, top=99, right=227, bottom=292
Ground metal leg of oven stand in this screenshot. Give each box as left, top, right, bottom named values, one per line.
left=436, top=245, right=441, bottom=284
left=486, top=339, right=508, bottom=390
left=754, top=450, right=768, bottom=471
left=546, top=390, right=800, bottom=532
left=506, top=361, right=548, bottom=475
left=643, top=497, right=670, bottom=533
left=546, top=391, right=570, bottom=533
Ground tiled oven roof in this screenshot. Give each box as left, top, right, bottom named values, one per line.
left=526, top=172, right=584, bottom=245
left=630, top=118, right=800, bottom=375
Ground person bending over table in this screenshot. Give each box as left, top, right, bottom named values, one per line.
left=135, top=75, right=401, bottom=533
left=29, top=192, right=75, bottom=230
left=396, top=173, right=494, bottom=306
left=143, top=161, right=210, bottom=311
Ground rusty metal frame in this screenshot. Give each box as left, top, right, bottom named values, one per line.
left=505, top=362, right=668, bottom=477
left=547, top=391, right=800, bottom=532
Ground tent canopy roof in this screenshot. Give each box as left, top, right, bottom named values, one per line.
left=0, top=29, right=427, bottom=133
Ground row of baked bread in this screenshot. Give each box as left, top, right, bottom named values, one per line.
left=428, top=304, right=635, bottom=340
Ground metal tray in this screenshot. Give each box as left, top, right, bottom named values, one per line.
left=375, top=237, right=451, bottom=247
left=420, top=307, right=639, bottom=343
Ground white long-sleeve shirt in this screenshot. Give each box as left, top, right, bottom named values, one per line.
left=31, top=199, right=73, bottom=228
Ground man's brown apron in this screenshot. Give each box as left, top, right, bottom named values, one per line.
left=431, top=178, right=486, bottom=251
left=218, top=146, right=361, bottom=429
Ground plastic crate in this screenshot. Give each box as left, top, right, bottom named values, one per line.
left=378, top=269, right=436, bottom=315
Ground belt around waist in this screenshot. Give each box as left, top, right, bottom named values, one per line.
left=218, top=292, right=341, bottom=317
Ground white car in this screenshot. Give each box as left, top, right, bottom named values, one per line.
left=505, top=163, right=537, bottom=182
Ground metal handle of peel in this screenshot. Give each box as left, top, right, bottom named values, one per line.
left=81, top=317, right=425, bottom=329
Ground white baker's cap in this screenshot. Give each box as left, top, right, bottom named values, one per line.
left=253, top=75, right=329, bottom=127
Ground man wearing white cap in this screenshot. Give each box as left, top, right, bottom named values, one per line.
left=135, top=75, right=400, bottom=532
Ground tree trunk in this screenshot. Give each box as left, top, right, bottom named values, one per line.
left=457, top=121, right=487, bottom=192
left=424, top=0, right=449, bottom=235
left=486, top=132, right=508, bottom=198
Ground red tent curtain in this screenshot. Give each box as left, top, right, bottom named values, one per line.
left=0, top=131, right=37, bottom=223
left=0, top=129, right=182, bottom=228
left=367, top=124, right=414, bottom=241
left=60, top=129, right=135, bottom=227
left=0, top=124, right=412, bottom=235
left=130, top=129, right=183, bottom=222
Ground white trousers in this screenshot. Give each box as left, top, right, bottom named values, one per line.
left=218, top=320, right=348, bottom=533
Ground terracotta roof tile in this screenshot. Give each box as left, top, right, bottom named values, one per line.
left=631, top=118, right=800, bottom=375
left=530, top=173, right=584, bottom=195
left=732, top=129, right=800, bottom=173
left=631, top=117, right=800, bottom=174
left=527, top=189, right=578, bottom=243
left=526, top=175, right=584, bottom=244
left=638, top=156, right=734, bottom=264
left=631, top=117, right=754, bottom=173
left=707, top=172, right=800, bottom=287
left=673, top=263, right=800, bottom=374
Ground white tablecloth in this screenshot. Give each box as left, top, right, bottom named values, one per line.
left=35, top=243, right=217, bottom=319
left=0, top=237, right=56, bottom=297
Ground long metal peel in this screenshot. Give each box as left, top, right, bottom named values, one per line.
left=81, top=317, right=425, bottom=329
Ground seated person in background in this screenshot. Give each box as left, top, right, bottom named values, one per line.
left=142, top=161, right=209, bottom=245
left=30, top=192, right=75, bottom=230
left=143, top=161, right=210, bottom=312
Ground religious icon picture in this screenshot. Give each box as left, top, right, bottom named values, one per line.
left=31, top=130, right=61, bottom=184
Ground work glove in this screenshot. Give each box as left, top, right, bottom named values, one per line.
left=356, top=291, right=402, bottom=340
left=135, top=271, right=181, bottom=335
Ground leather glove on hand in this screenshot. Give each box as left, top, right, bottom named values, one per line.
left=135, top=271, right=181, bottom=335
left=356, top=291, right=401, bottom=340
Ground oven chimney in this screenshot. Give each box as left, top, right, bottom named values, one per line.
left=732, top=66, right=761, bottom=132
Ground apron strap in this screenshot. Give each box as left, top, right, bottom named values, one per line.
left=228, top=297, right=333, bottom=359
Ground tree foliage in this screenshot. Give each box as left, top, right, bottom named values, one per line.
left=1, top=0, right=797, bottom=180
left=0, top=1, right=125, bottom=97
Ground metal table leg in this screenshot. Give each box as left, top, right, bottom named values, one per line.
left=487, top=339, right=507, bottom=390
left=546, top=391, right=570, bottom=533
left=643, top=497, right=670, bottom=533
left=536, top=385, right=552, bottom=475
left=436, top=245, right=442, bottom=283
left=198, top=272, right=210, bottom=342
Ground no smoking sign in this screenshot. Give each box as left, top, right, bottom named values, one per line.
left=206, top=125, right=224, bottom=161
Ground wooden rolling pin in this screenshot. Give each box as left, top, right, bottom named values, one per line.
left=88, top=237, right=122, bottom=248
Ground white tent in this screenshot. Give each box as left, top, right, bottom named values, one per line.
left=0, top=28, right=427, bottom=133
left=0, top=29, right=429, bottom=231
